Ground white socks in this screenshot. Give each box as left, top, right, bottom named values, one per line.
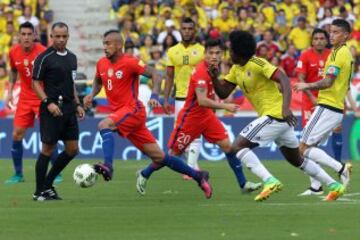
left=187, top=138, right=201, bottom=170
left=236, top=148, right=272, bottom=182
left=304, top=147, right=343, bottom=173
left=301, top=158, right=335, bottom=186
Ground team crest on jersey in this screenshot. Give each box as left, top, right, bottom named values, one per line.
left=108, top=68, right=114, bottom=77
left=246, top=71, right=251, bottom=77
left=115, top=70, right=123, bottom=79
left=24, top=59, right=29, bottom=66
left=72, top=70, right=77, bottom=80
left=319, top=60, right=324, bottom=67
left=192, top=50, right=197, bottom=56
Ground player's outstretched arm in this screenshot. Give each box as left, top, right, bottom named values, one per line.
left=4, top=69, right=18, bottom=108
left=195, top=87, right=238, bottom=112
left=294, top=74, right=336, bottom=91
left=271, top=69, right=297, bottom=126
left=163, top=66, right=174, bottom=114
left=208, top=65, right=236, bottom=99
left=143, top=66, right=162, bottom=108
left=83, top=76, right=102, bottom=109
left=298, top=72, right=317, bottom=105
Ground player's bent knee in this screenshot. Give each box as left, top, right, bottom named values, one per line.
left=12, top=128, right=26, bottom=141
left=98, top=118, right=115, bottom=130
left=298, top=143, right=308, bottom=156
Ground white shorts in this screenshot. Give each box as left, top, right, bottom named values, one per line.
left=240, top=116, right=299, bottom=148
left=174, top=100, right=185, bottom=119
left=301, top=105, right=343, bottom=146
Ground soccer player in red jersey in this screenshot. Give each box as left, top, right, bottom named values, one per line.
left=83, top=30, right=212, bottom=198
left=4, top=22, right=59, bottom=184
left=137, top=38, right=262, bottom=195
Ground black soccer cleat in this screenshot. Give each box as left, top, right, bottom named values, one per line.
left=94, top=163, right=113, bottom=181
left=32, top=187, right=62, bottom=201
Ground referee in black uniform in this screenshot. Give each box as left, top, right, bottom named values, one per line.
left=32, top=22, right=85, bottom=201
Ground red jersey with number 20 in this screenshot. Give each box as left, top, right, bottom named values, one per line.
left=181, top=60, right=215, bottom=116
left=9, top=43, right=46, bottom=101
left=95, top=54, right=146, bottom=111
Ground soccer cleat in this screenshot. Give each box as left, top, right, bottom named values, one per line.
left=325, top=182, right=345, bottom=201
left=54, top=174, right=63, bottom=184
left=198, top=171, right=212, bottom=199
left=136, top=170, right=147, bottom=195
left=254, top=177, right=283, bottom=202
left=32, top=187, right=62, bottom=201
left=5, top=174, right=25, bottom=185
left=94, top=163, right=113, bottom=181
left=339, top=162, right=352, bottom=188
left=241, top=181, right=262, bottom=193
left=298, top=187, right=324, bottom=196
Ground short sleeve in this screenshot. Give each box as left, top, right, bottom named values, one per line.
left=32, top=53, right=46, bottom=81
left=166, top=48, right=174, bottom=67
left=95, top=60, right=101, bottom=79
left=224, top=66, right=238, bottom=84
left=296, top=52, right=308, bottom=75
left=262, top=60, right=277, bottom=79
left=192, top=68, right=208, bottom=89
left=325, top=48, right=346, bottom=77
left=8, top=48, right=16, bottom=70
left=130, top=56, right=146, bottom=75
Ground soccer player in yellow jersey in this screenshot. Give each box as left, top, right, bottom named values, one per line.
left=163, top=17, right=204, bottom=175
left=294, top=19, right=352, bottom=197
left=210, top=30, right=345, bottom=201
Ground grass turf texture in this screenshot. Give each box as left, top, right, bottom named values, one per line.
left=0, top=160, right=359, bottom=240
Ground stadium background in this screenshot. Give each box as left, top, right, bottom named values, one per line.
left=0, top=0, right=359, bottom=160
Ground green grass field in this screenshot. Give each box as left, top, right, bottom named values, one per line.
left=0, top=160, right=359, bottom=240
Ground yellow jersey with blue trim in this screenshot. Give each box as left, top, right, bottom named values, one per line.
left=318, top=44, right=354, bottom=110
left=224, top=57, right=283, bottom=119
left=166, top=42, right=204, bottom=98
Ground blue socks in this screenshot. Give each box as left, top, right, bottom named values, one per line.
left=11, top=140, right=23, bottom=176
left=141, top=162, right=164, bottom=179
left=100, top=128, right=115, bottom=168
left=332, top=132, right=343, bottom=162
left=225, top=152, right=247, bottom=188
left=162, top=154, right=201, bottom=182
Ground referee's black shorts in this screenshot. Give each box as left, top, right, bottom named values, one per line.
left=39, top=103, right=79, bottom=145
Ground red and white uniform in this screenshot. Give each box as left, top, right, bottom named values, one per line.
left=168, top=60, right=228, bottom=155
left=9, top=43, right=46, bottom=128
left=296, top=48, right=331, bottom=126
left=95, top=54, right=156, bottom=150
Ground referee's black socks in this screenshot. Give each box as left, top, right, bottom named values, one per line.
left=35, top=153, right=51, bottom=194
left=44, top=151, right=76, bottom=188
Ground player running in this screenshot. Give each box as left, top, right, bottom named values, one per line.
left=136, top=38, right=262, bottom=195
left=4, top=22, right=60, bottom=185
left=211, top=30, right=345, bottom=201
left=294, top=19, right=353, bottom=197
left=83, top=30, right=212, bottom=199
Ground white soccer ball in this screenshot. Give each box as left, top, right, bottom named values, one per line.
left=73, top=163, right=98, bottom=188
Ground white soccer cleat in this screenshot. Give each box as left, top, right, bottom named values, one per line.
left=242, top=181, right=262, bottom=193
left=340, top=162, right=352, bottom=188
left=136, top=170, right=147, bottom=196
left=298, top=188, right=324, bottom=196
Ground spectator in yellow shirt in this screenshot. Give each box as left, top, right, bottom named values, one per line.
left=136, top=3, right=157, bottom=35
left=213, top=7, right=237, bottom=34
left=236, top=8, right=253, bottom=31
left=288, top=16, right=310, bottom=51
left=259, top=0, right=276, bottom=25
left=139, top=34, right=155, bottom=64
left=277, top=0, right=299, bottom=26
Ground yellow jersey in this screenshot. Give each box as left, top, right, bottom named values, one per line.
left=166, top=42, right=204, bottom=98
left=318, top=45, right=353, bottom=110
left=225, top=57, right=283, bottom=119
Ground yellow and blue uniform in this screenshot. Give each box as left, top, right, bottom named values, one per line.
left=166, top=42, right=204, bottom=99
left=318, top=44, right=354, bottom=110
left=224, top=57, right=283, bottom=119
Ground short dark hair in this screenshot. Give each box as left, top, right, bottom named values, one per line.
left=205, top=38, right=224, bottom=50
left=332, top=19, right=351, bottom=33
left=103, top=29, right=120, bottom=38
left=19, top=21, right=35, bottom=32
left=229, top=30, right=256, bottom=59
left=312, top=28, right=329, bottom=41
left=181, top=17, right=195, bottom=26
left=51, top=22, right=68, bottom=31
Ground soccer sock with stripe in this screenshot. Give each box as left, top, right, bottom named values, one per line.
left=11, top=140, right=23, bottom=176
left=100, top=128, right=114, bottom=168
left=331, top=132, right=343, bottom=162
left=44, top=151, right=76, bottom=188
left=236, top=148, right=272, bottom=182
left=187, top=138, right=201, bottom=169
left=35, top=153, right=51, bottom=194
left=300, top=158, right=335, bottom=186
left=304, top=147, right=343, bottom=173
left=225, top=152, right=247, bottom=188
left=162, top=154, right=201, bottom=183
left=141, top=162, right=164, bottom=179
